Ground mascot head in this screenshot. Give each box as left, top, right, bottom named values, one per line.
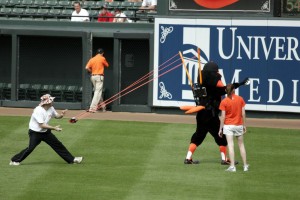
left=203, top=61, right=219, bottom=72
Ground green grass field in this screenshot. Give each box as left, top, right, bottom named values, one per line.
left=1, top=116, right=299, bottom=200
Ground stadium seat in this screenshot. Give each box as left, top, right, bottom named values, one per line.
left=11, top=7, right=25, bottom=17
left=37, top=84, right=53, bottom=98
left=36, top=7, right=48, bottom=18
left=30, top=0, right=46, bottom=9
left=0, top=7, right=12, bottom=17
left=63, top=85, right=78, bottom=102
left=132, top=1, right=142, bottom=10
left=92, top=1, right=105, bottom=10
left=60, top=8, right=72, bottom=19
left=24, top=7, right=37, bottom=16
left=50, top=85, right=66, bottom=102
left=48, top=8, right=61, bottom=17
left=75, top=86, right=82, bottom=102
left=82, top=1, right=95, bottom=10
left=120, top=1, right=133, bottom=10
left=89, top=9, right=98, bottom=21
left=0, top=0, right=9, bottom=8
left=6, top=0, right=21, bottom=7
left=57, top=0, right=71, bottom=9
left=107, top=1, right=120, bottom=9
left=0, top=83, right=7, bottom=99
left=41, top=0, right=57, bottom=9
left=123, top=10, right=134, bottom=18
left=15, top=0, right=34, bottom=8
left=18, top=83, right=30, bottom=100
left=27, top=84, right=42, bottom=100
left=2, top=83, right=11, bottom=100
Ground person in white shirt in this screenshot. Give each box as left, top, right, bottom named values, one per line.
left=71, top=1, right=90, bottom=22
left=9, top=94, right=83, bottom=166
left=113, top=8, right=128, bottom=23
left=140, top=0, right=157, bottom=11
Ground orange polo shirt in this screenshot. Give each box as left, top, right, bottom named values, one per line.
left=219, top=94, right=245, bottom=125
left=86, top=54, right=109, bottom=75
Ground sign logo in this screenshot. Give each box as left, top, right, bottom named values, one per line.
left=154, top=18, right=300, bottom=113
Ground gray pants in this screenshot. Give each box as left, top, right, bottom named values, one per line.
left=89, top=75, right=105, bottom=110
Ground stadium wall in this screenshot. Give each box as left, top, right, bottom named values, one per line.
left=0, top=21, right=154, bottom=112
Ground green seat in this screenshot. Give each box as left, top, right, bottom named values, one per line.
left=37, top=8, right=48, bottom=17
left=38, top=84, right=53, bottom=98
left=123, top=10, right=134, bottom=18
left=0, top=7, right=12, bottom=15
left=82, top=0, right=95, bottom=10
left=92, top=1, right=105, bottom=10
left=50, top=85, right=66, bottom=102
left=11, top=7, right=25, bottom=17
left=63, top=85, right=78, bottom=102
left=2, top=83, right=11, bottom=100
left=61, top=8, right=72, bottom=16
left=6, top=0, right=21, bottom=7
left=15, top=0, right=34, bottom=8
left=30, top=0, right=46, bottom=8
left=25, top=7, right=37, bottom=15
left=18, top=83, right=30, bottom=100
left=75, top=86, right=82, bottom=102
left=27, top=84, right=42, bottom=100
left=120, top=1, right=133, bottom=9
left=107, top=1, right=120, bottom=9
left=48, top=8, right=61, bottom=16
left=41, top=0, right=57, bottom=8
left=57, top=0, right=71, bottom=9
left=0, top=83, right=8, bottom=99
left=0, top=0, right=9, bottom=7
left=132, top=1, right=142, bottom=9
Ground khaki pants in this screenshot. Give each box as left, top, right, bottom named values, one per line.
left=89, top=75, right=104, bottom=110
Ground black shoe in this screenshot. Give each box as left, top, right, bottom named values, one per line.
left=221, top=160, right=239, bottom=165
left=184, top=159, right=200, bottom=164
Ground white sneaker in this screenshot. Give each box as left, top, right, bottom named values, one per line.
left=226, top=166, right=236, bottom=172
left=73, top=157, right=83, bottom=164
left=243, top=164, right=249, bottom=172
left=9, top=161, right=20, bottom=166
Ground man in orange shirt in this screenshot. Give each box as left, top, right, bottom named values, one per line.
left=86, top=48, right=109, bottom=113
left=218, top=84, right=249, bottom=172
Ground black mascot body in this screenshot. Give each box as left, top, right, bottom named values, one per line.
left=184, top=61, right=248, bottom=164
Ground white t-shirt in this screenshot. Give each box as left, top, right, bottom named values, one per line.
left=71, top=9, right=90, bottom=22
left=142, top=0, right=157, bottom=7
left=29, top=106, right=58, bottom=132
left=114, top=12, right=127, bottom=22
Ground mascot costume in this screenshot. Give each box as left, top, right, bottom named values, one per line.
left=181, top=60, right=249, bottom=165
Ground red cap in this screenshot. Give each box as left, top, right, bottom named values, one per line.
left=194, top=0, right=239, bottom=9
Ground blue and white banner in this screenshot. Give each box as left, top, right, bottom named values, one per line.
left=153, top=18, right=300, bottom=113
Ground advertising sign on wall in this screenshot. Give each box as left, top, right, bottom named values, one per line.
left=153, top=18, right=300, bottom=113
left=169, top=0, right=270, bottom=12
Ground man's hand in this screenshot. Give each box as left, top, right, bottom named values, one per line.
left=61, top=109, right=67, bottom=116
left=54, top=125, right=62, bottom=132
left=56, top=109, right=67, bottom=119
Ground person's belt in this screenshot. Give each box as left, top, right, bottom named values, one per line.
left=92, top=74, right=104, bottom=76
